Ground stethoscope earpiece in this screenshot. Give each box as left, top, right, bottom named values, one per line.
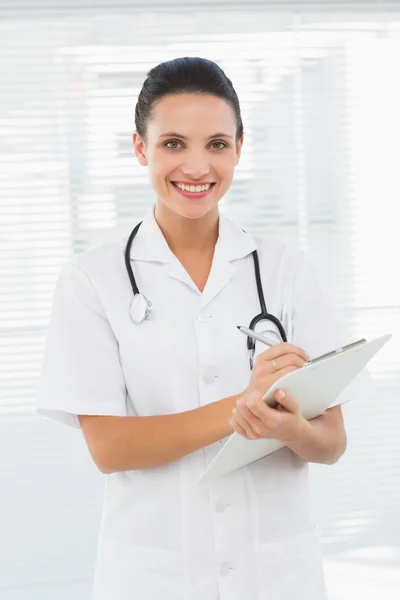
left=129, top=293, right=152, bottom=324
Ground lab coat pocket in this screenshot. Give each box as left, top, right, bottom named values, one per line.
left=255, top=531, right=328, bottom=600
left=92, top=543, right=188, bottom=600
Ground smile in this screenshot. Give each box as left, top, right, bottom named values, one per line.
left=172, top=182, right=215, bottom=192
left=171, top=181, right=216, bottom=198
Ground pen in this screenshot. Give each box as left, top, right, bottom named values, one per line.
left=237, top=325, right=311, bottom=367
left=236, top=326, right=278, bottom=348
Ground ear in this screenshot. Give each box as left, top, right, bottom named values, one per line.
left=234, top=135, right=244, bottom=166
left=133, top=132, right=148, bottom=166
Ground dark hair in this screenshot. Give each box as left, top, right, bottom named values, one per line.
left=134, top=57, right=243, bottom=142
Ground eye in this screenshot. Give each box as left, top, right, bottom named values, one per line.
left=209, top=141, right=228, bottom=150
left=164, top=140, right=183, bottom=150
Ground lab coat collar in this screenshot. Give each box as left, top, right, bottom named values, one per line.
left=128, top=205, right=257, bottom=264
left=128, top=205, right=257, bottom=305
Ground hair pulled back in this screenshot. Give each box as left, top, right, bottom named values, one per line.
left=134, top=57, right=243, bottom=142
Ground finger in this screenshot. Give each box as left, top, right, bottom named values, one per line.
left=274, top=389, right=300, bottom=414
left=267, top=352, right=306, bottom=373
left=251, top=365, right=299, bottom=395
left=234, top=404, right=262, bottom=437
left=230, top=410, right=259, bottom=439
left=236, top=400, right=263, bottom=426
left=230, top=417, right=256, bottom=440
left=230, top=418, right=247, bottom=437
left=246, top=393, right=280, bottom=420
left=236, top=400, right=277, bottom=439
left=252, top=366, right=298, bottom=408
left=257, top=343, right=309, bottom=363
left=269, top=365, right=299, bottom=384
left=247, top=389, right=296, bottom=422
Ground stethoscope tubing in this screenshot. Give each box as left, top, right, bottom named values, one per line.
left=124, top=221, right=287, bottom=354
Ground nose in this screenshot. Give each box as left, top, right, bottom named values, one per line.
left=181, top=149, right=211, bottom=180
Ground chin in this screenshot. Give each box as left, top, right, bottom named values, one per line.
left=178, top=203, right=217, bottom=220
left=158, top=195, right=220, bottom=221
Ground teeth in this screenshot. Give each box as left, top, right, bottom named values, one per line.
left=175, top=183, right=212, bottom=193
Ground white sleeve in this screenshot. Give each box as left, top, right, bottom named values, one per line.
left=36, top=259, right=128, bottom=429
left=291, top=251, right=374, bottom=408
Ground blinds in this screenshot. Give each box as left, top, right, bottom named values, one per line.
left=0, top=1, right=400, bottom=591
left=1, top=5, right=399, bottom=410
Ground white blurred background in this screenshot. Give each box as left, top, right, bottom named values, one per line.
left=0, top=1, right=399, bottom=598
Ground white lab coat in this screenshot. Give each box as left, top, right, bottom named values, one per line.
left=37, top=205, right=368, bottom=600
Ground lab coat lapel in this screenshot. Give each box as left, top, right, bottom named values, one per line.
left=129, top=208, right=200, bottom=291
left=166, top=259, right=200, bottom=293
left=197, top=212, right=257, bottom=312
left=197, top=241, right=234, bottom=312
left=127, top=206, right=172, bottom=263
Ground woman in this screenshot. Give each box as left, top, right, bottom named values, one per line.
left=37, top=57, right=356, bottom=600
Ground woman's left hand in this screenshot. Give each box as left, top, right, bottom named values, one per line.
left=229, top=388, right=309, bottom=443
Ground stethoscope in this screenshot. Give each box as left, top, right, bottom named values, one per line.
left=124, top=221, right=287, bottom=369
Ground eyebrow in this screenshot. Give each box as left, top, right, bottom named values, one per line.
left=158, top=132, right=234, bottom=140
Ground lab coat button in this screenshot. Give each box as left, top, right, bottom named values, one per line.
left=215, top=500, right=229, bottom=513
left=219, top=562, right=233, bottom=576
left=197, top=312, right=210, bottom=322
left=202, top=369, right=218, bottom=385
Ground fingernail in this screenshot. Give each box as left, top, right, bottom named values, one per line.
left=277, top=389, right=285, bottom=399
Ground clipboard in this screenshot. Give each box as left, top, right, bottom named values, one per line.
left=198, top=333, right=391, bottom=485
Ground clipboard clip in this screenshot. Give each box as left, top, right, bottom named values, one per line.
left=305, top=338, right=367, bottom=366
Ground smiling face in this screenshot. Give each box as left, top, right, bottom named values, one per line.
left=133, top=93, right=243, bottom=221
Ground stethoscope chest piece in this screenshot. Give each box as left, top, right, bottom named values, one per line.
left=129, top=293, right=152, bottom=324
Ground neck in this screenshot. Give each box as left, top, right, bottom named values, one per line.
left=154, top=202, right=219, bottom=258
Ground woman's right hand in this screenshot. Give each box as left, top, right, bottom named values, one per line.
left=245, top=343, right=309, bottom=406
left=229, top=343, right=311, bottom=441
